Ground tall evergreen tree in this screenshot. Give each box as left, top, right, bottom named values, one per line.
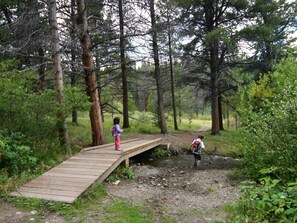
left=158, top=0, right=179, bottom=130
left=149, top=0, right=168, bottom=134
left=70, top=0, right=79, bottom=125
left=77, top=0, right=105, bottom=146
left=176, top=0, right=248, bottom=135
left=241, top=0, right=297, bottom=75
left=118, top=0, right=130, bottom=128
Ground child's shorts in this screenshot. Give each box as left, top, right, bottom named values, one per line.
left=194, top=153, right=201, bottom=160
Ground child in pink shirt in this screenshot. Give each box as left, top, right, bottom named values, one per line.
left=112, top=117, right=123, bottom=151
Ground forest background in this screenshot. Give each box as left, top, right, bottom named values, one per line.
left=0, top=0, right=297, bottom=222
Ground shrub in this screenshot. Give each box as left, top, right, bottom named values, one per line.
left=228, top=176, right=297, bottom=223
left=106, top=166, right=136, bottom=182
left=150, top=147, right=170, bottom=158
left=237, top=57, right=297, bottom=181
left=0, top=130, right=37, bottom=176
left=0, top=60, right=90, bottom=141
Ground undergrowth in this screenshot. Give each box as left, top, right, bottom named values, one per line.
left=227, top=176, right=297, bottom=223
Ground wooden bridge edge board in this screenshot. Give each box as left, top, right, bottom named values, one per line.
left=22, top=181, right=90, bottom=191
left=94, top=156, right=124, bottom=185
left=81, top=138, right=140, bottom=152
left=121, top=138, right=163, bottom=156
left=10, top=191, right=76, bottom=204
left=159, top=142, right=171, bottom=149
left=122, top=141, right=162, bottom=167
left=13, top=186, right=81, bottom=197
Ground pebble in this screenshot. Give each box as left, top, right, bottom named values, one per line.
left=30, top=210, right=37, bottom=215
left=113, top=180, right=121, bottom=185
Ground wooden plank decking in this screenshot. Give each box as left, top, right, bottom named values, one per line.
left=10, top=138, right=162, bottom=203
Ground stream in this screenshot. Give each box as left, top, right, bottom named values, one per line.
left=132, top=153, right=241, bottom=170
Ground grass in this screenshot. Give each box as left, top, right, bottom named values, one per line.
left=7, top=184, right=176, bottom=223
left=204, top=129, right=244, bottom=158
left=103, top=201, right=154, bottom=223
left=6, top=185, right=108, bottom=222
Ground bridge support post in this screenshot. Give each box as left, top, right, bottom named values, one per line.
left=124, top=158, right=129, bottom=167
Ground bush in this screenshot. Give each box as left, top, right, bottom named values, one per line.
left=150, top=147, right=170, bottom=158
left=0, top=130, right=37, bottom=176
left=106, top=166, right=136, bottom=183
left=0, top=60, right=90, bottom=141
left=228, top=175, right=297, bottom=223
left=237, top=57, right=297, bottom=181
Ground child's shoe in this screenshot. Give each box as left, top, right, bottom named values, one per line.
left=193, top=163, right=197, bottom=169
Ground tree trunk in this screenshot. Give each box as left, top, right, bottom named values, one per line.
left=167, top=7, right=178, bottom=131
left=119, top=0, right=129, bottom=128
left=77, top=0, right=104, bottom=145
left=210, top=79, right=220, bottom=135
left=48, top=0, right=71, bottom=154
left=226, top=108, right=230, bottom=129
left=95, top=54, right=104, bottom=123
left=218, top=95, right=224, bottom=130
left=70, top=0, right=78, bottom=125
left=38, top=47, right=45, bottom=92
left=204, top=2, right=220, bottom=135
left=149, top=0, right=167, bottom=134
left=210, top=41, right=220, bottom=135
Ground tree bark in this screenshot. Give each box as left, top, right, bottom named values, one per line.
left=77, top=0, right=104, bottom=145
left=95, top=53, right=104, bottom=123
left=149, top=0, right=167, bottom=134
left=48, top=0, right=71, bottom=154
left=209, top=38, right=220, bottom=135
left=210, top=75, right=220, bottom=135
left=204, top=2, right=220, bottom=135
left=166, top=6, right=178, bottom=131
left=119, top=0, right=129, bottom=128
left=218, top=95, right=224, bottom=130
left=70, top=0, right=78, bottom=125
left=38, top=47, right=45, bottom=92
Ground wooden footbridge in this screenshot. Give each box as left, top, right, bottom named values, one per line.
left=10, top=138, right=163, bottom=203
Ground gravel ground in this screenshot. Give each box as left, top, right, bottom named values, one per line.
left=107, top=163, right=239, bottom=223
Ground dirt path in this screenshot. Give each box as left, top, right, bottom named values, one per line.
left=0, top=130, right=240, bottom=223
